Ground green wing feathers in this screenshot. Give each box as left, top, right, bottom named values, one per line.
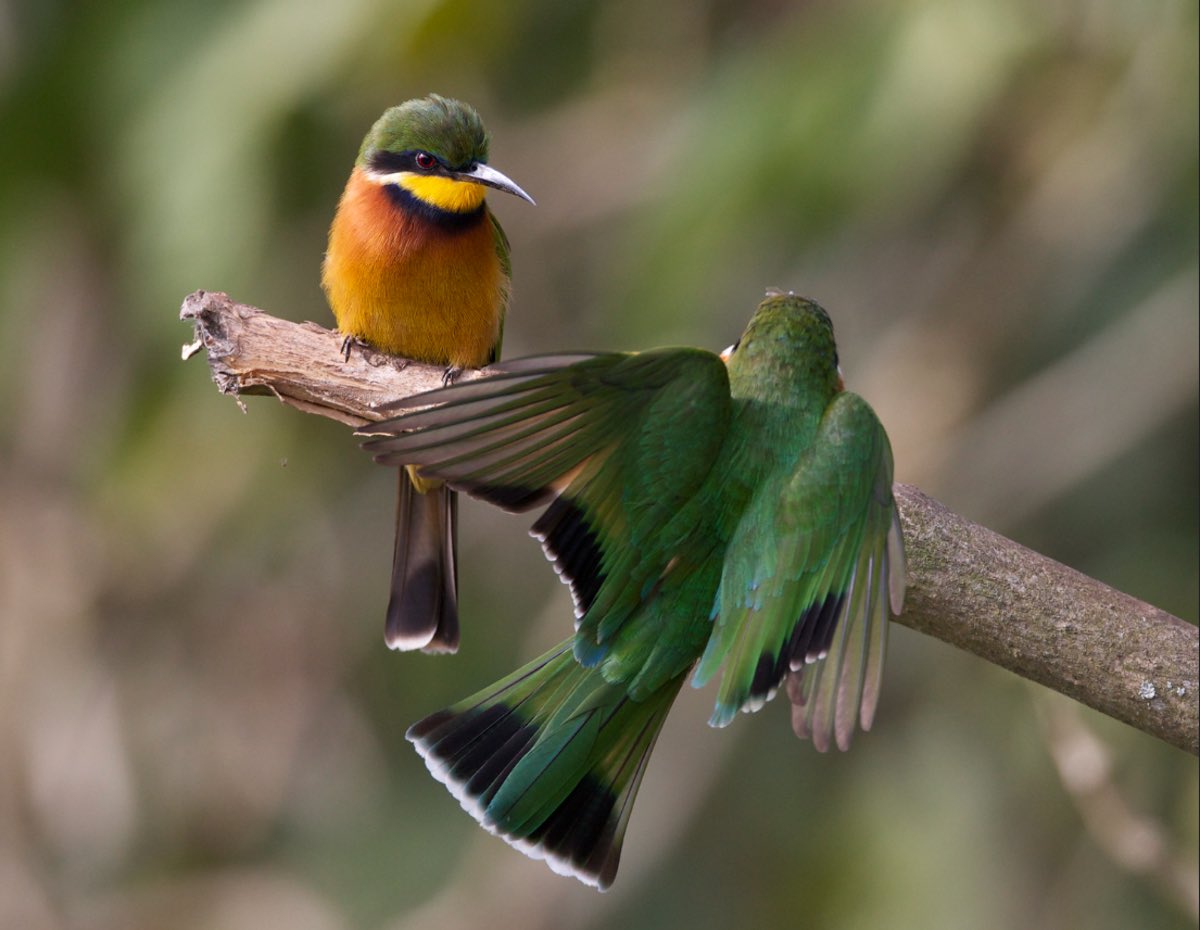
left=365, top=293, right=909, bottom=891
left=407, top=639, right=683, bottom=890
left=362, top=349, right=733, bottom=656
left=787, top=503, right=904, bottom=751
left=364, top=354, right=622, bottom=512
left=489, top=211, right=512, bottom=359
left=693, top=392, right=904, bottom=749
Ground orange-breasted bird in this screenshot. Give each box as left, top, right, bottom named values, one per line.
left=322, top=94, right=534, bottom=653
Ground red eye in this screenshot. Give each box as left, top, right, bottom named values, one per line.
left=414, top=152, right=436, bottom=170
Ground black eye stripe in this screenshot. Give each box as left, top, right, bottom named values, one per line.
left=367, top=150, right=410, bottom=173
left=367, top=150, right=445, bottom=174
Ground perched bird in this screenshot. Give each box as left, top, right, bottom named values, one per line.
left=360, top=292, right=905, bottom=889
left=323, top=94, right=533, bottom=653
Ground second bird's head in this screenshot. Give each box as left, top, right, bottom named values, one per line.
left=356, top=95, right=534, bottom=217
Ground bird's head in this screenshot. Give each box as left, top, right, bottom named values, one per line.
left=356, top=95, right=534, bottom=214
left=724, top=290, right=843, bottom=394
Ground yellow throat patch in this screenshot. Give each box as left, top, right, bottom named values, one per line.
left=391, top=173, right=488, bottom=213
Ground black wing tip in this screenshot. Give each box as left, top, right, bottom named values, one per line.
left=532, top=496, right=606, bottom=617
left=462, top=482, right=552, bottom=512
left=739, top=590, right=847, bottom=709
left=748, top=650, right=787, bottom=703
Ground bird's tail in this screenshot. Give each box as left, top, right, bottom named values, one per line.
left=386, top=470, right=458, bottom=652
left=407, top=638, right=683, bottom=890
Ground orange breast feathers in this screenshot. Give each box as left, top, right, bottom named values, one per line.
left=323, top=168, right=508, bottom=367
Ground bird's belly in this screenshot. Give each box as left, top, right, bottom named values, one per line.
left=327, top=219, right=505, bottom=367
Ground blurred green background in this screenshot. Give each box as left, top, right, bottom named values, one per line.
left=1, top=1, right=1196, bottom=928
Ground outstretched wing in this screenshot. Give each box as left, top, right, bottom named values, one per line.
left=691, top=390, right=905, bottom=750
left=360, top=349, right=733, bottom=656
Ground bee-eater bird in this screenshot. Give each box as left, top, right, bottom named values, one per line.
left=359, top=292, right=906, bottom=889
left=323, top=94, right=534, bottom=654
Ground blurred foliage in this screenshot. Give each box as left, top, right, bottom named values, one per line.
left=0, top=0, right=1196, bottom=928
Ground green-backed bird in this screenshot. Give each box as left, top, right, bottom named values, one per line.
left=360, top=292, right=905, bottom=889
left=323, top=94, right=534, bottom=653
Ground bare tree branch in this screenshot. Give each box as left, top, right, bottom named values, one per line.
left=180, top=290, right=1199, bottom=756
left=896, top=484, right=1197, bottom=755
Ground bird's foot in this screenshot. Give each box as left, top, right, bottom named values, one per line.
left=339, top=333, right=370, bottom=361
left=442, top=365, right=466, bottom=386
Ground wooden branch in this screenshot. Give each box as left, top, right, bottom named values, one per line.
left=179, top=290, right=486, bottom=427
left=181, top=290, right=1199, bottom=755
left=896, top=484, right=1197, bottom=755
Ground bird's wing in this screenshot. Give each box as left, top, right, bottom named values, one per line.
left=489, top=212, right=511, bottom=360
left=691, top=390, right=904, bottom=751
left=361, top=348, right=733, bottom=639
left=490, top=211, right=513, bottom=281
